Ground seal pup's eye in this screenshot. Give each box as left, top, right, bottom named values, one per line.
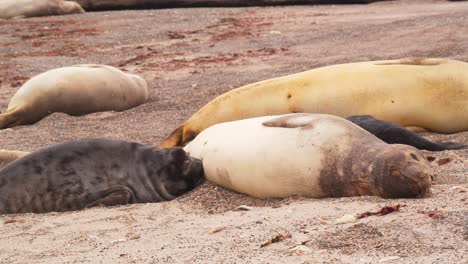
left=410, top=153, right=419, bottom=161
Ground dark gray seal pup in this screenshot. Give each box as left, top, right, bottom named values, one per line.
left=347, top=115, right=466, bottom=151
left=0, top=138, right=204, bottom=214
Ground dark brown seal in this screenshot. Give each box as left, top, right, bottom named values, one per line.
left=347, top=115, right=466, bottom=151
left=0, top=138, right=204, bottom=214
left=74, top=0, right=392, bottom=11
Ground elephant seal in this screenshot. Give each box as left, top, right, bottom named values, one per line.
left=0, top=150, right=28, bottom=168
left=73, top=0, right=390, bottom=11
left=0, top=64, right=148, bottom=129
left=347, top=115, right=467, bottom=151
left=184, top=113, right=432, bottom=199
left=0, top=0, right=84, bottom=19
left=0, top=138, right=204, bottom=214
left=162, top=58, right=468, bottom=148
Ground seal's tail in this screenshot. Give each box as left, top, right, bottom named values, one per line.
left=160, top=125, right=184, bottom=148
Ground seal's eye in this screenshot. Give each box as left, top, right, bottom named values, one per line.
left=410, top=153, right=419, bottom=161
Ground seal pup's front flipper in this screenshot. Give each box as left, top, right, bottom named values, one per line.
left=86, top=185, right=135, bottom=208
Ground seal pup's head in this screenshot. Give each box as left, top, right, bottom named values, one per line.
left=147, top=147, right=204, bottom=200
left=374, top=144, right=432, bottom=198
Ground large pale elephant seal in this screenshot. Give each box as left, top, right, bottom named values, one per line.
left=0, top=150, right=28, bottom=169
left=0, top=138, right=204, bottom=214
left=347, top=115, right=467, bottom=151
left=184, top=114, right=432, bottom=199
left=0, top=0, right=84, bottom=19
left=162, top=58, right=468, bottom=148
left=0, top=65, right=148, bottom=129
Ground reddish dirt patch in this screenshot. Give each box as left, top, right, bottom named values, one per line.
left=2, top=43, right=90, bottom=58
left=149, top=47, right=288, bottom=71
left=207, top=16, right=274, bottom=41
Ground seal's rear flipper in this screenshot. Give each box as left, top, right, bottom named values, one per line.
left=161, top=124, right=185, bottom=148
left=0, top=112, right=17, bottom=129
left=86, top=185, right=135, bottom=208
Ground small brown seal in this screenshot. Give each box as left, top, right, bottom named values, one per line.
left=347, top=115, right=466, bottom=151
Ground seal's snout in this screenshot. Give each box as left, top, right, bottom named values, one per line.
left=184, top=157, right=205, bottom=186
left=380, top=146, right=432, bottom=198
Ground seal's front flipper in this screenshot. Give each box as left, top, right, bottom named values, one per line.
left=262, top=113, right=316, bottom=128
left=86, top=185, right=135, bottom=208
left=405, top=126, right=428, bottom=133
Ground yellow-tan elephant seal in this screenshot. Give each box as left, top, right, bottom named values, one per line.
left=162, top=58, right=468, bottom=148
left=0, top=64, right=148, bottom=129
left=184, top=114, right=433, bottom=199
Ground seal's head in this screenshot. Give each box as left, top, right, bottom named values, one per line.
left=153, top=147, right=204, bottom=199
left=375, top=145, right=432, bottom=198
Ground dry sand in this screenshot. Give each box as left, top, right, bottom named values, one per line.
left=0, top=0, right=467, bottom=263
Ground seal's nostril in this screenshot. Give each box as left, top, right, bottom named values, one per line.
left=410, top=153, right=419, bottom=161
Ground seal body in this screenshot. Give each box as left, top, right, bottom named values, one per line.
left=0, top=150, right=28, bottom=169
left=73, top=0, right=389, bottom=11
left=0, top=139, right=204, bottom=214
left=347, top=115, right=467, bottom=151
left=184, top=114, right=432, bottom=199
left=162, top=58, right=468, bottom=147
left=0, top=64, right=148, bottom=129
left=0, top=0, right=84, bottom=19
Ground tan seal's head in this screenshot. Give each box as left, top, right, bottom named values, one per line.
left=373, top=144, right=432, bottom=198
